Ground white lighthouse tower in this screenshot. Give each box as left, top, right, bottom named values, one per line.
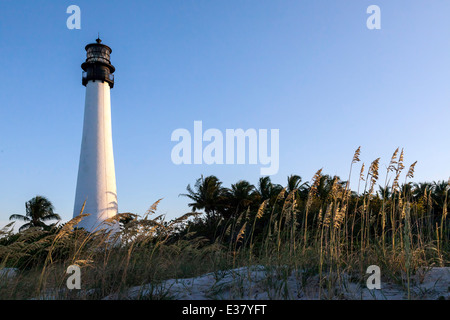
left=73, top=38, right=118, bottom=232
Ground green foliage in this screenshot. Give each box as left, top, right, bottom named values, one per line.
left=0, top=148, right=448, bottom=299
left=9, top=196, right=61, bottom=232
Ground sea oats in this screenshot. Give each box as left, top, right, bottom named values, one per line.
left=236, top=210, right=245, bottom=226
left=360, top=163, right=365, bottom=181
left=323, top=203, right=332, bottom=228
left=276, top=188, right=286, bottom=201
left=368, top=158, right=380, bottom=195
left=236, top=222, right=247, bottom=243
left=352, top=146, right=361, bottom=164
left=225, top=223, right=232, bottom=236
left=407, top=161, right=417, bottom=179
left=397, top=148, right=405, bottom=172
left=256, top=200, right=268, bottom=219
left=388, top=147, right=399, bottom=172
left=310, top=169, right=323, bottom=196
left=318, top=207, right=323, bottom=226
left=330, top=177, right=339, bottom=200
left=144, top=198, right=163, bottom=219
left=334, top=204, right=347, bottom=229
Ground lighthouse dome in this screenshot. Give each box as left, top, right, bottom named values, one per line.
left=81, top=38, right=115, bottom=88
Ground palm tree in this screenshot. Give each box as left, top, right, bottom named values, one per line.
left=400, top=182, right=413, bottom=197
left=378, top=185, right=392, bottom=200
left=286, top=174, right=310, bottom=199
left=316, top=174, right=345, bottom=200
left=10, top=196, right=61, bottom=232
left=412, top=182, right=432, bottom=201
left=180, top=175, right=226, bottom=219
left=256, top=176, right=273, bottom=201
left=287, top=174, right=302, bottom=193
left=223, top=180, right=256, bottom=218
left=431, top=180, right=449, bottom=212
left=255, top=176, right=284, bottom=204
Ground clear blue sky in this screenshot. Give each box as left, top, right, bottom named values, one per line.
left=2, top=0, right=450, bottom=229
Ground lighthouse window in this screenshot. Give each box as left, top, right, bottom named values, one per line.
left=86, top=46, right=110, bottom=64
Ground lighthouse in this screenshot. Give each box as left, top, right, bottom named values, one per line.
left=73, top=38, right=118, bottom=232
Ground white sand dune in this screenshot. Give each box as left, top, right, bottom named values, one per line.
left=0, top=268, right=18, bottom=280
left=103, top=266, right=450, bottom=300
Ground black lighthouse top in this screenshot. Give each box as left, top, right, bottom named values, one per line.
left=81, top=38, right=115, bottom=88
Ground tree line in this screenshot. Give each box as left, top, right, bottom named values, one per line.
left=5, top=173, right=449, bottom=245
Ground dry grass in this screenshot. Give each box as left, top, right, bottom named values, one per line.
left=0, top=148, right=448, bottom=300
